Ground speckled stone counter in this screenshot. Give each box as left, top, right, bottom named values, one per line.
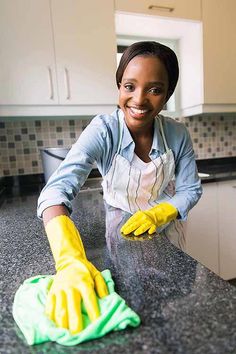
left=1, top=187, right=236, bottom=354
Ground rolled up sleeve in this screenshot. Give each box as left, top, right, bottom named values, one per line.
left=170, top=127, right=202, bottom=220
left=37, top=116, right=109, bottom=219
left=157, top=121, right=202, bottom=220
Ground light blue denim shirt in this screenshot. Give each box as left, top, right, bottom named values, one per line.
left=37, top=109, right=202, bottom=220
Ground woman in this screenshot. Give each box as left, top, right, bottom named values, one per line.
left=37, top=41, right=202, bottom=334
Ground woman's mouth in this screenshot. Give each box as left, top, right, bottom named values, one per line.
left=128, top=106, right=149, bottom=118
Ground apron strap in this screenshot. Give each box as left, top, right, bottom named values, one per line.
left=158, top=116, right=169, bottom=152
left=116, top=110, right=124, bottom=154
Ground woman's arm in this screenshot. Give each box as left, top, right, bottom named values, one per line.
left=42, top=205, right=69, bottom=227
left=162, top=120, right=202, bottom=220
left=37, top=114, right=117, bottom=219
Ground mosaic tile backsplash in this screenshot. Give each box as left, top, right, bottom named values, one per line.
left=1, top=113, right=236, bottom=177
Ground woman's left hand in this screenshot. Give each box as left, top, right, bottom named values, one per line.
left=120, top=202, right=178, bottom=236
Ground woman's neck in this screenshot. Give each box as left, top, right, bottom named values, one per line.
left=129, top=122, right=154, bottom=163
left=127, top=120, right=154, bottom=141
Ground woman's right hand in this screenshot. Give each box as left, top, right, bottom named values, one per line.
left=44, top=213, right=108, bottom=333
left=45, top=257, right=108, bottom=333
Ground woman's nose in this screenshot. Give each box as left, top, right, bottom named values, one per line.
left=132, top=89, right=147, bottom=105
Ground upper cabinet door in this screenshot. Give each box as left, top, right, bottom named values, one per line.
left=115, top=0, right=201, bottom=21
left=0, top=0, right=58, bottom=105
left=51, top=0, right=118, bottom=105
left=202, top=0, right=236, bottom=105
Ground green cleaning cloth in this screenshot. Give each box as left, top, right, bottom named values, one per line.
left=12, top=269, right=141, bottom=346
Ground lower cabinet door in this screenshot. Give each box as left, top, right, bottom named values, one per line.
left=218, top=180, right=236, bottom=280
left=186, top=183, right=219, bottom=275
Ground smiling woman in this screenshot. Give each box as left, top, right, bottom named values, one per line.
left=116, top=39, right=179, bottom=113
left=118, top=56, right=168, bottom=134
left=37, top=41, right=202, bottom=335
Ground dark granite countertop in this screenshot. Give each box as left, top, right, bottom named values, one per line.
left=1, top=185, right=236, bottom=354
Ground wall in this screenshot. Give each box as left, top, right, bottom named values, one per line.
left=0, top=117, right=92, bottom=177
left=181, top=114, right=236, bottom=159
left=1, top=113, right=236, bottom=177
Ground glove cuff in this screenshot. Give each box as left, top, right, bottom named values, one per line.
left=45, top=215, right=87, bottom=270
left=149, top=202, right=178, bottom=225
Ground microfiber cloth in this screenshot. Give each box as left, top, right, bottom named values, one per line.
left=12, top=269, right=141, bottom=346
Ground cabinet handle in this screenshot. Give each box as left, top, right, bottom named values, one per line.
left=48, top=67, right=54, bottom=100
left=64, top=67, right=71, bottom=100
left=148, top=5, right=174, bottom=12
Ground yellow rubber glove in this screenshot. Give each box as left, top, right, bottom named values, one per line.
left=45, top=215, right=108, bottom=334
left=120, top=202, right=178, bottom=236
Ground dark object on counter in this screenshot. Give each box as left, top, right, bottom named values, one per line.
left=0, top=174, right=45, bottom=205
left=196, top=156, right=236, bottom=183
left=197, top=156, right=236, bottom=174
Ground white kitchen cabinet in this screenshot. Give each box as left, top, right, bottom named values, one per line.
left=186, top=183, right=219, bottom=275
left=0, top=0, right=58, bottom=105
left=202, top=0, right=236, bottom=105
left=0, top=0, right=117, bottom=114
left=218, top=180, right=236, bottom=280
left=186, top=180, right=236, bottom=280
left=115, top=0, right=201, bottom=20
left=182, top=0, right=236, bottom=115
left=51, top=0, right=117, bottom=105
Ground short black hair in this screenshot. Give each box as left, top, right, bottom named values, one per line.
left=116, top=41, right=179, bottom=102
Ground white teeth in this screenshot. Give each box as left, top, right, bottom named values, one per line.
left=130, top=107, right=148, bottom=114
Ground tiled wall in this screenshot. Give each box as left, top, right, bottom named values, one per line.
left=0, top=118, right=92, bottom=177
left=180, top=114, right=236, bottom=159
left=1, top=113, right=236, bottom=177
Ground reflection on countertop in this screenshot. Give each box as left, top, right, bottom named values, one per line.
left=1, top=188, right=236, bottom=353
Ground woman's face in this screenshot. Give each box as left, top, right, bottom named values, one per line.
left=118, top=55, right=168, bottom=131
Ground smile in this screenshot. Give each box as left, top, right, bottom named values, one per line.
left=129, top=107, right=149, bottom=115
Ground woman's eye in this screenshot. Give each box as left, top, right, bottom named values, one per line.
left=149, top=87, right=162, bottom=95
left=124, top=84, right=134, bottom=91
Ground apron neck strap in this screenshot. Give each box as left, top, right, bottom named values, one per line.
left=117, top=110, right=124, bottom=153
left=157, top=116, right=169, bottom=152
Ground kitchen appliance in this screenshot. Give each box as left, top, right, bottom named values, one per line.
left=40, top=147, right=69, bottom=183
left=40, top=147, right=100, bottom=183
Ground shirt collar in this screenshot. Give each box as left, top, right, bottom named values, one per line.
left=117, top=109, right=134, bottom=151
left=117, top=109, right=166, bottom=157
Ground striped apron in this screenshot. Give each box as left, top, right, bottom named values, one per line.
left=102, top=111, right=186, bottom=250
